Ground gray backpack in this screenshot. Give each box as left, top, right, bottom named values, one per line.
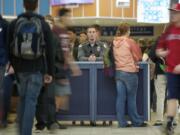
left=12, top=17, right=45, bottom=60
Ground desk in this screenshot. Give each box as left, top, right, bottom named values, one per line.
left=57, top=62, right=150, bottom=122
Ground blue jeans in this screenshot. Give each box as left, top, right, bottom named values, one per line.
left=115, top=70, right=143, bottom=127
left=17, top=72, right=43, bottom=135
left=0, top=66, right=5, bottom=122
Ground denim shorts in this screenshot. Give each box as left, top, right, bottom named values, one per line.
left=167, top=73, right=180, bottom=99
left=48, top=80, right=71, bottom=96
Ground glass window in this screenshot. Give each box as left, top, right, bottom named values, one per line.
left=16, top=0, right=23, bottom=15
left=3, top=0, right=14, bottom=16
left=39, top=0, right=50, bottom=16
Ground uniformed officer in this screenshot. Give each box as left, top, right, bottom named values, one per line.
left=78, top=25, right=107, bottom=61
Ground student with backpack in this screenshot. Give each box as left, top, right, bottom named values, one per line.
left=0, top=15, right=8, bottom=126
left=7, top=0, right=54, bottom=135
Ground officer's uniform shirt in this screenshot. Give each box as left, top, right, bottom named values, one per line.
left=78, top=41, right=107, bottom=61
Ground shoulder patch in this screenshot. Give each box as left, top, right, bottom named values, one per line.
left=103, top=43, right=107, bottom=48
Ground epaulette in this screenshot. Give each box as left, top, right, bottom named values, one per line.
left=96, top=40, right=108, bottom=48
left=96, top=40, right=104, bottom=45
left=82, top=41, right=89, bottom=46
left=78, top=41, right=89, bottom=48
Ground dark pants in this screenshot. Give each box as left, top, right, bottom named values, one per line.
left=35, top=85, right=56, bottom=129
left=0, top=66, right=5, bottom=122
left=2, top=74, right=14, bottom=125
left=167, top=73, right=180, bottom=99
left=150, top=79, right=156, bottom=112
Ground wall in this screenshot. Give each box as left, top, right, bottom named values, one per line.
left=51, top=0, right=137, bottom=19
left=0, top=0, right=166, bottom=39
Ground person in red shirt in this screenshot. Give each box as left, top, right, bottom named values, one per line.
left=156, top=3, right=180, bottom=134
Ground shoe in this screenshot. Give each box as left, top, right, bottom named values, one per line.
left=80, top=121, right=84, bottom=126
left=72, top=121, right=76, bottom=125
left=34, top=128, right=44, bottom=133
left=153, top=120, right=163, bottom=126
left=109, top=121, right=113, bottom=126
left=35, top=122, right=46, bottom=131
left=90, top=121, right=96, bottom=126
left=0, top=121, right=7, bottom=128
left=0, top=124, right=5, bottom=129
left=134, top=122, right=148, bottom=127
left=103, top=121, right=106, bottom=126
left=48, top=123, right=59, bottom=134
left=56, top=121, right=67, bottom=129
left=118, top=123, right=132, bottom=128
left=126, top=123, right=132, bottom=127
left=166, top=125, right=174, bottom=135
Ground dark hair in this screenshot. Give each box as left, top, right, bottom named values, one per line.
left=87, top=25, right=97, bottom=31
left=23, top=0, right=38, bottom=11
left=116, top=23, right=130, bottom=36
left=92, top=24, right=101, bottom=33
left=58, top=8, right=71, bottom=17
left=67, top=27, right=76, bottom=33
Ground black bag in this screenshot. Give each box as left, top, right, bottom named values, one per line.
left=12, top=17, right=45, bottom=60
left=103, top=43, right=115, bottom=78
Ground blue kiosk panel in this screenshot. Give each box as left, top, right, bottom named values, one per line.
left=57, top=62, right=150, bottom=122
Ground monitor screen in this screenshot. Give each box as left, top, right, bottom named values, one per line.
left=51, top=0, right=94, bottom=6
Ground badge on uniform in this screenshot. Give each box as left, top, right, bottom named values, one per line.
left=97, top=46, right=101, bottom=52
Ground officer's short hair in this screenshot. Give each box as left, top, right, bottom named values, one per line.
left=23, top=0, right=38, bottom=11
left=87, top=25, right=97, bottom=32
left=92, top=24, right=101, bottom=33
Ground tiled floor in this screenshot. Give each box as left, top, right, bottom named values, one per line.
left=1, top=122, right=180, bottom=135
left=1, top=112, right=180, bottom=135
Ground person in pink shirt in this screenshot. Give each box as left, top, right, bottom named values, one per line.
left=113, top=23, right=147, bottom=127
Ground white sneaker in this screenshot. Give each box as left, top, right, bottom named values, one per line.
left=34, top=129, right=42, bottom=134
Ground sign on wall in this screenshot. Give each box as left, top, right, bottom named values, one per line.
left=116, top=0, right=130, bottom=8
left=137, top=0, right=170, bottom=23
